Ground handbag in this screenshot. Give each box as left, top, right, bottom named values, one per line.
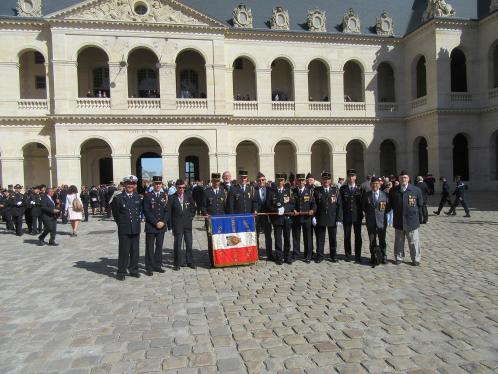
left=72, top=197, right=83, bottom=212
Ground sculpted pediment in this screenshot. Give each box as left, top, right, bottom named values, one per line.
left=48, top=0, right=224, bottom=27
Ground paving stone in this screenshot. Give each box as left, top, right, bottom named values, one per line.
left=216, top=357, right=244, bottom=371
left=190, top=352, right=216, bottom=367
left=339, top=349, right=368, bottom=363
left=162, top=356, right=188, bottom=370
left=283, top=357, right=315, bottom=369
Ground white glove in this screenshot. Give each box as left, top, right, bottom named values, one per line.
left=17, top=201, right=22, bottom=206
left=337, top=221, right=342, bottom=226
left=278, top=207, right=285, bottom=216
left=31, top=201, right=36, bottom=205
left=312, top=217, right=317, bottom=227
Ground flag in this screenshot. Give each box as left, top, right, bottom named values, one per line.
left=209, top=214, right=258, bottom=267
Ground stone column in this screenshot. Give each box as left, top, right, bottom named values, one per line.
left=51, top=60, right=78, bottom=113
left=55, top=155, right=81, bottom=186
left=294, top=69, right=309, bottom=115
left=259, top=153, right=275, bottom=181
left=109, top=62, right=128, bottom=111
left=205, top=64, right=216, bottom=115
left=112, top=154, right=131, bottom=181
left=469, top=146, right=488, bottom=184
left=433, top=53, right=449, bottom=108
left=212, top=64, right=227, bottom=114
left=0, top=156, right=24, bottom=186
left=216, top=152, right=235, bottom=176
left=159, top=63, right=176, bottom=111
left=332, top=151, right=347, bottom=183
left=162, top=152, right=179, bottom=182
left=256, top=68, right=272, bottom=114
left=329, top=69, right=344, bottom=114
left=209, top=153, right=218, bottom=174
left=296, top=152, right=312, bottom=173
left=364, top=71, right=376, bottom=116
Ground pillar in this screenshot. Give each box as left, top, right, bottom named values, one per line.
left=332, top=151, right=347, bottom=183
left=329, top=69, right=344, bottom=114
left=0, top=156, right=24, bottom=187
left=213, top=64, right=227, bottom=114
left=51, top=60, right=78, bottom=113
left=296, top=152, right=312, bottom=174
left=209, top=153, right=218, bottom=175
left=259, top=153, right=274, bottom=181
left=206, top=64, right=216, bottom=115
left=112, top=154, right=131, bottom=181
left=366, top=150, right=380, bottom=177
left=256, top=68, right=272, bottom=114
left=294, top=69, right=309, bottom=114
left=162, top=152, right=179, bottom=182
left=55, top=155, right=81, bottom=186
left=0, top=62, right=20, bottom=115
left=109, top=62, right=128, bottom=111
left=159, top=63, right=176, bottom=111
left=364, top=71, right=376, bottom=115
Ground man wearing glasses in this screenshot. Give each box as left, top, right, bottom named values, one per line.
left=253, top=172, right=273, bottom=261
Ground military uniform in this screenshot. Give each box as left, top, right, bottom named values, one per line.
left=1, top=190, right=13, bottom=231
left=24, top=190, right=33, bottom=234
left=253, top=173, right=273, bottom=260
left=29, top=190, right=43, bottom=234
left=446, top=178, right=470, bottom=217
left=314, top=173, right=343, bottom=262
left=228, top=180, right=256, bottom=214
left=111, top=176, right=143, bottom=279
left=80, top=189, right=90, bottom=221
left=434, top=179, right=451, bottom=215
left=291, top=174, right=316, bottom=262
left=38, top=192, right=59, bottom=246
left=269, top=174, right=294, bottom=264
left=8, top=185, right=25, bottom=236
left=339, top=174, right=363, bottom=262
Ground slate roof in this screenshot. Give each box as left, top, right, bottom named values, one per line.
left=0, top=0, right=494, bottom=37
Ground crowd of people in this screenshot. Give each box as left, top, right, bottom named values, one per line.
left=0, top=169, right=470, bottom=281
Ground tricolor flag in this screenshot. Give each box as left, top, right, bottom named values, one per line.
left=209, top=214, right=259, bottom=267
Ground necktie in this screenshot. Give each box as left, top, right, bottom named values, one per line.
left=374, top=192, right=378, bottom=204
left=325, top=188, right=329, bottom=194
left=156, top=193, right=159, bottom=198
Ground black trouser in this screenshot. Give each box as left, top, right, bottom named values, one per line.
left=61, top=205, right=68, bottom=224
left=31, top=214, right=43, bottom=233
left=174, top=228, right=193, bottom=267
left=309, top=225, right=320, bottom=256
left=436, top=194, right=451, bottom=213
left=39, top=217, right=57, bottom=243
left=117, top=233, right=140, bottom=275
left=448, top=196, right=470, bottom=215
left=343, top=222, right=362, bottom=260
left=12, top=215, right=23, bottom=236
left=422, top=204, right=428, bottom=224
left=25, top=209, right=33, bottom=232
left=317, top=225, right=338, bottom=260
left=145, top=232, right=165, bottom=270
left=256, top=215, right=273, bottom=259
left=367, top=227, right=386, bottom=259
left=292, top=218, right=312, bottom=260
left=273, top=217, right=292, bottom=261
left=83, top=204, right=89, bottom=221
left=3, top=212, right=13, bottom=230
left=205, top=220, right=214, bottom=266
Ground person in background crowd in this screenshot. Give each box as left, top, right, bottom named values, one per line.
left=389, top=170, right=424, bottom=266
left=65, top=185, right=83, bottom=236
left=305, top=173, right=320, bottom=260
left=8, top=184, right=25, bottom=236
left=291, top=173, right=316, bottom=263
left=24, top=187, right=33, bottom=234
left=89, top=186, right=99, bottom=215
left=415, top=176, right=429, bottom=224
left=192, top=180, right=204, bottom=215
left=106, top=184, right=117, bottom=218
left=383, top=180, right=394, bottom=226
left=433, top=177, right=452, bottom=215
left=1, top=189, right=13, bottom=231
left=80, top=186, right=90, bottom=222
left=445, top=176, right=471, bottom=218
left=361, top=175, right=372, bottom=193
left=30, top=185, right=43, bottom=235
left=38, top=188, right=59, bottom=246
left=222, top=171, right=232, bottom=192
left=424, top=173, right=436, bottom=195
left=59, top=185, right=68, bottom=224
left=336, top=177, right=345, bottom=189
left=253, top=172, right=273, bottom=261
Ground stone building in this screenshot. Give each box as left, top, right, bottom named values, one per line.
left=0, top=0, right=497, bottom=189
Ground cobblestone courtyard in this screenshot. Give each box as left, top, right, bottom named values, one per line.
left=1, top=193, right=497, bottom=374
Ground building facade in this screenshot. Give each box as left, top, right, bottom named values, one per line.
left=0, top=0, right=497, bottom=189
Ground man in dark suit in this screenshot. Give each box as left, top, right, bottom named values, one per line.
left=143, top=176, right=169, bottom=276
left=228, top=170, right=255, bottom=214
left=253, top=172, right=273, bottom=261
left=192, top=180, right=204, bottom=215
left=445, top=176, right=471, bottom=217
left=269, top=173, right=294, bottom=265
left=415, top=176, right=429, bottom=224
left=8, top=184, right=25, bottom=236
left=80, top=186, right=90, bottom=222
left=291, top=173, right=316, bottom=263
left=168, top=179, right=196, bottom=270
left=38, top=188, right=59, bottom=246
left=111, top=175, right=142, bottom=280
left=1, top=189, right=13, bottom=231
left=339, top=169, right=364, bottom=263
left=389, top=171, right=424, bottom=266
left=202, top=173, right=227, bottom=266
left=306, top=173, right=320, bottom=257
left=59, top=185, right=68, bottom=224
left=433, top=177, right=451, bottom=215
left=362, top=177, right=389, bottom=267
left=313, top=172, right=342, bottom=263
left=29, top=186, right=43, bottom=235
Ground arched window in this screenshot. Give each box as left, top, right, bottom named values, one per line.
left=19, top=50, right=48, bottom=99
left=137, top=68, right=158, bottom=97
left=308, top=59, right=330, bottom=102
left=232, top=57, right=257, bottom=101
left=380, top=140, right=397, bottom=177
left=176, top=50, right=206, bottom=99
left=179, top=69, right=199, bottom=98
left=128, top=48, right=159, bottom=98
left=377, top=62, right=395, bottom=102
left=271, top=58, right=294, bottom=101
left=450, top=48, right=467, bottom=92
left=343, top=60, right=364, bottom=102
left=77, top=47, right=110, bottom=98
left=185, top=156, right=199, bottom=181
left=415, top=56, right=427, bottom=98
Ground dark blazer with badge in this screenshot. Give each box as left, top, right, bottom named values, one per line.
left=8, top=192, right=25, bottom=216
left=362, top=190, right=389, bottom=230
left=29, top=193, right=43, bottom=216
left=339, top=185, right=363, bottom=224
left=253, top=186, right=271, bottom=213
left=202, top=187, right=227, bottom=216
left=143, top=191, right=169, bottom=233
left=291, top=186, right=316, bottom=223
left=314, top=186, right=343, bottom=226
left=40, top=195, right=58, bottom=220
left=453, top=181, right=467, bottom=198
left=228, top=184, right=256, bottom=214
left=268, top=187, right=294, bottom=225
left=389, top=184, right=423, bottom=232
left=111, top=192, right=142, bottom=235
left=168, top=192, right=196, bottom=234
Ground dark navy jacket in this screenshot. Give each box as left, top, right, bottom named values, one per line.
left=202, top=186, right=227, bottom=216
left=252, top=186, right=271, bottom=214
left=389, top=184, right=423, bottom=232
left=339, top=184, right=363, bottom=224
left=362, top=190, right=389, bottom=230
left=111, top=192, right=142, bottom=235
left=143, top=191, right=169, bottom=234
left=268, top=187, right=294, bottom=226
left=314, top=186, right=342, bottom=227
left=168, top=192, right=196, bottom=234
left=291, top=186, right=316, bottom=223
left=228, top=184, right=256, bottom=214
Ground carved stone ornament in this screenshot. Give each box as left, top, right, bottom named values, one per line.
left=56, top=0, right=207, bottom=25
left=270, top=6, right=290, bottom=30
left=17, top=0, right=42, bottom=17
left=422, top=0, right=456, bottom=21
left=307, top=8, right=326, bottom=32
left=490, top=0, right=498, bottom=12
left=233, top=4, right=253, bottom=28
left=342, top=8, right=361, bottom=34
left=376, top=10, right=394, bottom=36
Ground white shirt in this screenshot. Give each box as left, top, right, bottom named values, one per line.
left=259, top=187, right=266, bottom=201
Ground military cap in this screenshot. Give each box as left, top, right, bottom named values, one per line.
left=370, top=176, right=382, bottom=183
left=238, top=170, right=248, bottom=177
left=122, top=175, right=138, bottom=184
left=398, top=170, right=409, bottom=177
left=275, top=173, right=286, bottom=180
left=152, top=176, right=163, bottom=183
left=256, top=172, right=265, bottom=179
left=306, top=173, right=314, bottom=179
left=14, top=184, right=22, bottom=189
left=347, top=169, right=356, bottom=176
left=296, top=173, right=306, bottom=180
left=211, top=173, right=221, bottom=180
left=321, top=172, right=332, bottom=179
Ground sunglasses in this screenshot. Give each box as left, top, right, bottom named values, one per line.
left=177, top=186, right=186, bottom=189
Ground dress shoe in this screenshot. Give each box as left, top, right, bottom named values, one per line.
left=145, top=270, right=153, bottom=276
left=330, top=257, right=338, bottom=263
left=129, top=272, right=140, bottom=278
left=116, top=274, right=125, bottom=281
left=433, top=211, right=440, bottom=215
left=464, top=214, right=471, bottom=218
left=37, top=239, right=46, bottom=246
left=395, top=260, right=402, bottom=265
left=304, top=259, right=311, bottom=264
left=382, top=257, right=388, bottom=265
left=285, top=258, right=293, bottom=265
left=344, top=255, right=351, bottom=262
left=154, top=267, right=165, bottom=273
left=173, top=266, right=180, bottom=271
left=48, top=242, right=59, bottom=246
left=188, top=264, right=196, bottom=269
left=315, top=258, right=324, bottom=263
left=412, top=261, right=420, bottom=266
left=275, top=259, right=283, bottom=265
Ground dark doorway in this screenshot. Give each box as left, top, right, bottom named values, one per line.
left=453, top=134, right=469, bottom=181
left=136, top=152, right=161, bottom=193
left=416, top=56, right=427, bottom=98
left=185, top=156, right=199, bottom=181
left=417, top=138, right=428, bottom=176
left=99, top=158, right=113, bottom=184
left=380, top=140, right=397, bottom=177
left=450, top=48, right=467, bottom=92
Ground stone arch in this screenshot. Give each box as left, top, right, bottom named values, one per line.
left=176, top=135, right=213, bottom=154
left=236, top=140, right=260, bottom=179
left=310, top=140, right=332, bottom=179
left=77, top=46, right=110, bottom=98
left=126, top=45, right=161, bottom=61
left=271, top=138, right=299, bottom=154
left=343, top=60, right=365, bottom=102
left=17, top=46, right=47, bottom=61
left=232, top=56, right=257, bottom=101
left=346, top=139, right=365, bottom=181
left=173, top=47, right=210, bottom=66
left=413, top=55, right=427, bottom=99
left=128, top=47, right=160, bottom=98
left=78, top=135, right=115, bottom=155
left=308, top=58, right=330, bottom=102
left=271, top=57, right=294, bottom=101
left=20, top=139, right=51, bottom=156
left=178, top=137, right=210, bottom=181
left=274, top=140, right=297, bottom=176
left=80, top=138, right=113, bottom=186
left=377, top=61, right=396, bottom=102
left=379, top=139, right=397, bottom=177
left=450, top=48, right=468, bottom=92
left=414, top=136, right=429, bottom=177
left=231, top=54, right=258, bottom=70
left=232, top=138, right=262, bottom=154
left=23, top=142, right=50, bottom=187
left=130, top=137, right=163, bottom=191
left=267, top=55, right=295, bottom=70
left=18, top=49, right=48, bottom=100
left=453, top=133, right=470, bottom=181
left=176, top=49, right=207, bottom=98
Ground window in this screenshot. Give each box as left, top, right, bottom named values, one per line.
left=35, top=75, right=46, bottom=89
left=134, top=2, right=148, bottom=15
left=234, top=58, right=243, bottom=70
left=137, top=68, right=158, bottom=98
left=34, top=51, right=45, bottom=64
left=180, top=69, right=199, bottom=98
left=92, top=67, right=110, bottom=97
left=185, top=156, right=199, bottom=181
